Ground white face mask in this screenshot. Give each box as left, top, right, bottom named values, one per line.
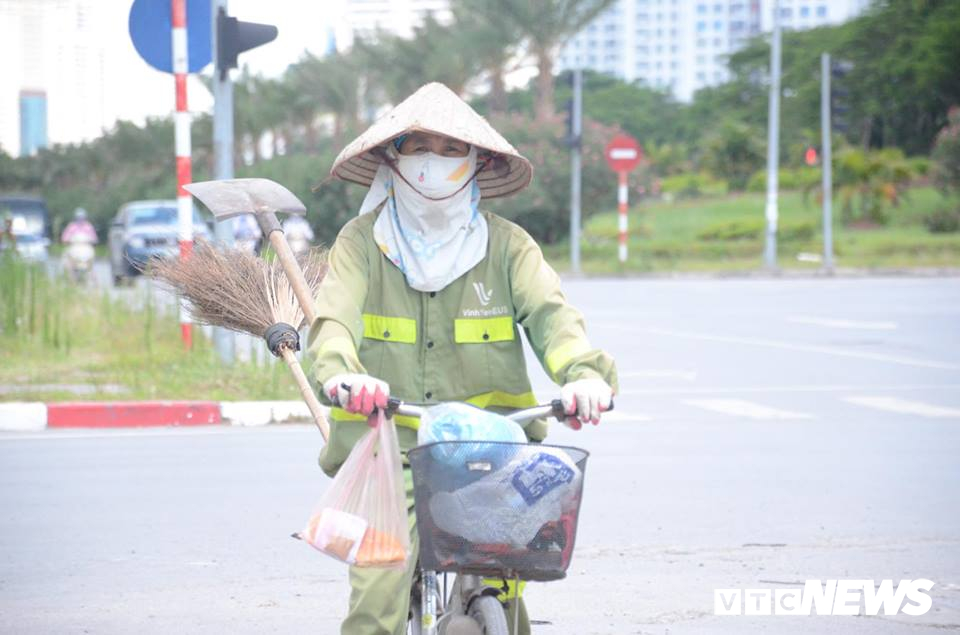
left=392, top=147, right=478, bottom=236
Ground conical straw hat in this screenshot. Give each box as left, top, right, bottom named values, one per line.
left=330, top=83, right=533, bottom=199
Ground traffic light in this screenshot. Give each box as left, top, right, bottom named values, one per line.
left=563, top=97, right=577, bottom=148
left=830, top=59, right=854, bottom=134
left=216, top=7, right=278, bottom=79
left=562, top=71, right=581, bottom=149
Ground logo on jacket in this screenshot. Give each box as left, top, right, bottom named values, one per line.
left=473, top=282, right=493, bottom=306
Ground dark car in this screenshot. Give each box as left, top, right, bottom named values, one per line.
left=108, top=200, right=213, bottom=285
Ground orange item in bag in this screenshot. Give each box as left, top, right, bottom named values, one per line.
left=355, top=526, right=407, bottom=567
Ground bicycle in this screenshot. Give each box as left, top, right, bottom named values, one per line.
left=383, top=398, right=594, bottom=635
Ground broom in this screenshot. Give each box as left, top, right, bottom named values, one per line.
left=149, top=240, right=331, bottom=440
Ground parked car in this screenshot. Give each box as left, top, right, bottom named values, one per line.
left=108, top=200, right=213, bottom=285
left=12, top=232, right=51, bottom=262
left=0, top=195, right=51, bottom=238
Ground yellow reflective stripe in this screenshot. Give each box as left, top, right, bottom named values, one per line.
left=546, top=339, right=592, bottom=375
left=465, top=390, right=537, bottom=410
left=317, top=336, right=357, bottom=360
left=482, top=578, right=526, bottom=601
left=454, top=316, right=515, bottom=343
left=330, top=406, right=420, bottom=430
left=362, top=314, right=417, bottom=344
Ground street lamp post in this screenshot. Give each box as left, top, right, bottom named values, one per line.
left=764, top=0, right=783, bottom=271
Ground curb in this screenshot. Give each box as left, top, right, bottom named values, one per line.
left=0, top=400, right=315, bottom=431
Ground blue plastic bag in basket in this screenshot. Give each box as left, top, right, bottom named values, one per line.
left=417, top=403, right=525, bottom=487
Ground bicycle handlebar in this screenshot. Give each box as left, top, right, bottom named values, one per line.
left=335, top=384, right=613, bottom=428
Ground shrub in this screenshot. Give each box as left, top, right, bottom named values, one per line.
left=924, top=207, right=960, bottom=233
left=660, top=172, right=727, bottom=199
left=747, top=167, right=821, bottom=192
left=697, top=219, right=815, bottom=242
left=700, top=121, right=765, bottom=191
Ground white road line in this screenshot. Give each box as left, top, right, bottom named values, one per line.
left=631, top=326, right=960, bottom=371
left=685, top=399, right=812, bottom=420
left=844, top=396, right=960, bottom=418
left=787, top=316, right=898, bottom=330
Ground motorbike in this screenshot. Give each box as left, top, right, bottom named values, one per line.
left=63, top=238, right=96, bottom=284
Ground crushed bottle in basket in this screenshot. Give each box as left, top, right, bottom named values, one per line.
left=429, top=446, right=582, bottom=547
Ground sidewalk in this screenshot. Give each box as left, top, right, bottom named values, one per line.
left=0, top=400, right=314, bottom=432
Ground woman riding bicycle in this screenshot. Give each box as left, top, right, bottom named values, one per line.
left=308, top=82, right=618, bottom=635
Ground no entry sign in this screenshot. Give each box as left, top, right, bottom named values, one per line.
left=604, top=133, right=644, bottom=265
left=605, top=134, right=643, bottom=173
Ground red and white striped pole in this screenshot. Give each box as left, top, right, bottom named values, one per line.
left=172, top=0, right=192, bottom=348
left=617, top=170, right=628, bottom=264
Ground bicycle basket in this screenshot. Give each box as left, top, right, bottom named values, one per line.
left=408, top=441, right=589, bottom=582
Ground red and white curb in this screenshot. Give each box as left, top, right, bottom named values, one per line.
left=0, top=401, right=315, bottom=431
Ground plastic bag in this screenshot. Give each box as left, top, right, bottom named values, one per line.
left=417, top=402, right=526, bottom=446
left=418, top=403, right=526, bottom=488
left=300, top=410, right=409, bottom=568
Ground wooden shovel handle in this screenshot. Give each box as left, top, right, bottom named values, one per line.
left=267, top=229, right=317, bottom=325
left=280, top=347, right=330, bottom=441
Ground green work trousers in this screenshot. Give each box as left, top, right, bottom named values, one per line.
left=341, top=470, right=531, bottom=635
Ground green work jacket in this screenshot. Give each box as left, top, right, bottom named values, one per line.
left=307, top=209, right=618, bottom=475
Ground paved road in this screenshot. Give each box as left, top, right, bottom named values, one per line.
left=2, top=277, right=959, bottom=633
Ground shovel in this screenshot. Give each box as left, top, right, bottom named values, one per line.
left=183, top=178, right=327, bottom=438
left=184, top=178, right=318, bottom=324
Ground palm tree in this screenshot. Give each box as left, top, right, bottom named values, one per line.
left=451, top=0, right=522, bottom=114
left=483, top=0, right=616, bottom=122
left=286, top=51, right=361, bottom=149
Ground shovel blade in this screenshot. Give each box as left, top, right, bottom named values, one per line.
left=184, top=178, right=307, bottom=220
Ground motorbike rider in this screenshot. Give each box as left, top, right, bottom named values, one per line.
left=308, top=83, right=618, bottom=635
left=281, top=214, right=315, bottom=257
left=234, top=213, right=263, bottom=254
left=61, top=208, right=98, bottom=280
left=61, top=207, right=98, bottom=244
left=0, top=212, right=16, bottom=252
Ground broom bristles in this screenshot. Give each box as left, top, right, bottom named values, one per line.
left=149, top=240, right=328, bottom=338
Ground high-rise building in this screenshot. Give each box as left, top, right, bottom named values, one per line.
left=0, top=0, right=210, bottom=156
left=557, top=0, right=870, bottom=102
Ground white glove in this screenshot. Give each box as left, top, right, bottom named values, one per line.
left=323, top=373, right=390, bottom=416
left=560, top=378, right=613, bottom=429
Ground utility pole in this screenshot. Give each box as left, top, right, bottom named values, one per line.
left=820, top=52, right=834, bottom=273
left=569, top=68, right=583, bottom=275
left=212, top=0, right=235, bottom=362
left=764, top=0, right=782, bottom=271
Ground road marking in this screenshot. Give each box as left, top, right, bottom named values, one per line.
left=844, top=396, right=960, bottom=418
left=685, top=399, right=812, bottom=420
left=787, top=316, right=898, bottom=330
left=630, top=326, right=960, bottom=371
left=618, top=369, right=698, bottom=381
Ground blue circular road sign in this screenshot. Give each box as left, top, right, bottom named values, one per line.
left=129, top=0, right=212, bottom=74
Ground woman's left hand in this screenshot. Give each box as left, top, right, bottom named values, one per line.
left=560, top=378, right=614, bottom=429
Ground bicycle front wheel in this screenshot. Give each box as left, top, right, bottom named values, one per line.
left=467, top=596, right=509, bottom=635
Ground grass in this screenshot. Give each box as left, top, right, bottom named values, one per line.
left=0, top=255, right=300, bottom=402
left=543, top=186, right=960, bottom=273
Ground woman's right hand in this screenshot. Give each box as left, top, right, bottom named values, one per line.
left=323, top=373, right=390, bottom=416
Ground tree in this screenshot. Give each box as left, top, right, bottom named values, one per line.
left=451, top=0, right=522, bottom=114
left=701, top=121, right=765, bottom=191
left=482, top=0, right=616, bottom=122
